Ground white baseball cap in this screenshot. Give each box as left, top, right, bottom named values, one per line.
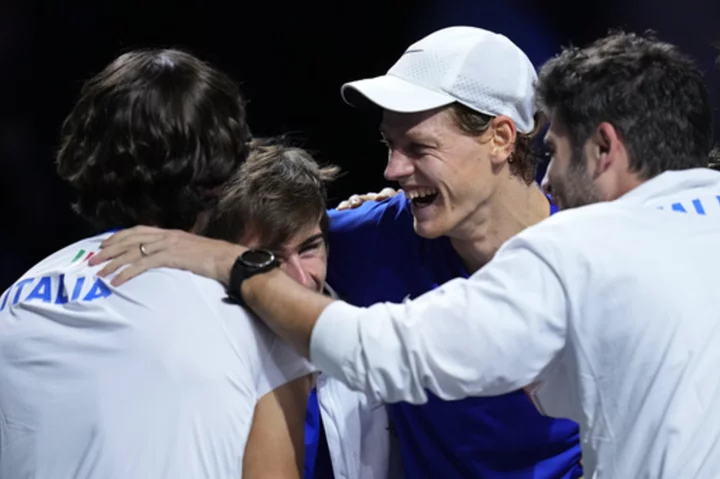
left=341, top=26, right=538, bottom=133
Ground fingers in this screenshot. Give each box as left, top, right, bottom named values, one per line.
left=348, top=194, right=362, bottom=207
left=101, top=226, right=167, bottom=248
left=96, top=250, right=138, bottom=278
left=91, top=227, right=216, bottom=286
left=109, top=253, right=169, bottom=287
left=336, top=190, right=397, bottom=211
left=95, top=238, right=169, bottom=278
left=337, top=194, right=362, bottom=210
left=90, top=233, right=164, bottom=266
left=377, top=187, right=398, bottom=199
left=97, top=238, right=173, bottom=285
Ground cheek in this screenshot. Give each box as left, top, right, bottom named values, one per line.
left=547, top=156, right=569, bottom=184
left=301, top=256, right=328, bottom=282
left=545, top=165, right=559, bottom=189
left=446, top=157, right=493, bottom=205
left=411, top=159, right=439, bottom=184
left=430, top=157, right=475, bottom=193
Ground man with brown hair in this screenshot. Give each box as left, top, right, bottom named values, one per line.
left=206, top=140, right=338, bottom=286
left=0, top=49, right=315, bottom=478
left=206, top=141, right=395, bottom=479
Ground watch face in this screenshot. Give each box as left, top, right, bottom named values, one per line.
left=240, top=249, right=276, bottom=268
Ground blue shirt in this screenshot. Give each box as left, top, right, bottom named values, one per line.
left=322, top=193, right=582, bottom=478
left=304, top=389, right=334, bottom=479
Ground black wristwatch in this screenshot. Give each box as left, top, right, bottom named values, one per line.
left=227, top=249, right=280, bottom=305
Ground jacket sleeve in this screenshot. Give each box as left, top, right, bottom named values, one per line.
left=309, top=235, right=569, bottom=404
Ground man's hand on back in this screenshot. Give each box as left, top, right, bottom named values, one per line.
left=92, top=225, right=334, bottom=358
left=336, top=187, right=400, bottom=210
left=90, top=226, right=245, bottom=287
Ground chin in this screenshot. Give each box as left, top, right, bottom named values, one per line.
left=412, top=218, right=447, bottom=239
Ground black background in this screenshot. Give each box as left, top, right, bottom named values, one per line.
left=2, top=0, right=719, bottom=289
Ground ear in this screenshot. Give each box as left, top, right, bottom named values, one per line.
left=589, top=122, right=622, bottom=177
left=489, top=116, right=517, bottom=164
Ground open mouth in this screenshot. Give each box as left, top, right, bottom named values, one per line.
left=407, top=188, right=439, bottom=208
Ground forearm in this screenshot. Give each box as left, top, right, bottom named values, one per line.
left=239, top=234, right=567, bottom=404
left=309, top=288, right=483, bottom=403
left=309, top=245, right=568, bottom=404
left=242, top=268, right=334, bottom=357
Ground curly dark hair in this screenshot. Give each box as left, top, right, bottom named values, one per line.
left=56, top=48, right=252, bottom=232
left=536, top=31, right=712, bottom=179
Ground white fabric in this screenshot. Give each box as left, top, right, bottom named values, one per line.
left=0, top=233, right=314, bottom=479
left=310, top=168, right=720, bottom=478
left=317, top=284, right=402, bottom=479
left=316, top=375, right=403, bottom=479
left=341, top=26, right=537, bottom=133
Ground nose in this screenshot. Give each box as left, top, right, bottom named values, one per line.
left=384, top=150, right=414, bottom=182
left=540, top=161, right=553, bottom=197
left=540, top=174, right=552, bottom=197
left=281, top=255, right=316, bottom=290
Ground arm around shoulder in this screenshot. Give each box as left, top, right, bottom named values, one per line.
left=310, top=237, right=571, bottom=404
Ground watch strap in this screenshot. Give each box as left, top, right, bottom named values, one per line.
left=227, top=252, right=279, bottom=305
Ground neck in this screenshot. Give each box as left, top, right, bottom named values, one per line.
left=450, top=180, right=550, bottom=274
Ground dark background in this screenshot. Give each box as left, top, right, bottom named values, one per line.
left=2, top=0, right=719, bottom=290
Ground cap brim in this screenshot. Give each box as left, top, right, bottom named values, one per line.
left=341, top=75, right=455, bottom=113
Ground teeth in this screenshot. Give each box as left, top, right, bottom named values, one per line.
left=407, top=188, right=437, bottom=200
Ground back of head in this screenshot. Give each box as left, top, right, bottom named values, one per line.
left=57, top=49, right=252, bottom=232
left=204, top=139, right=340, bottom=248
left=536, top=31, right=712, bottom=179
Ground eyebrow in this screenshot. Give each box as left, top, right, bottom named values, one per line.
left=297, top=233, right=325, bottom=250
left=379, top=127, right=437, bottom=146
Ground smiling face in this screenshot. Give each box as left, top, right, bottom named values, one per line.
left=380, top=107, right=502, bottom=240
left=202, top=143, right=337, bottom=293
left=243, top=222, right=328, bottom=293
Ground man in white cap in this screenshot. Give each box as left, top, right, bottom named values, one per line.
left=320, top=26, right=583, bottom=478
left=93, top=27, right=584, bottom=478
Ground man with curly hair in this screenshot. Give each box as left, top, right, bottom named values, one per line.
left=0, top=49, right=315, bottom=478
